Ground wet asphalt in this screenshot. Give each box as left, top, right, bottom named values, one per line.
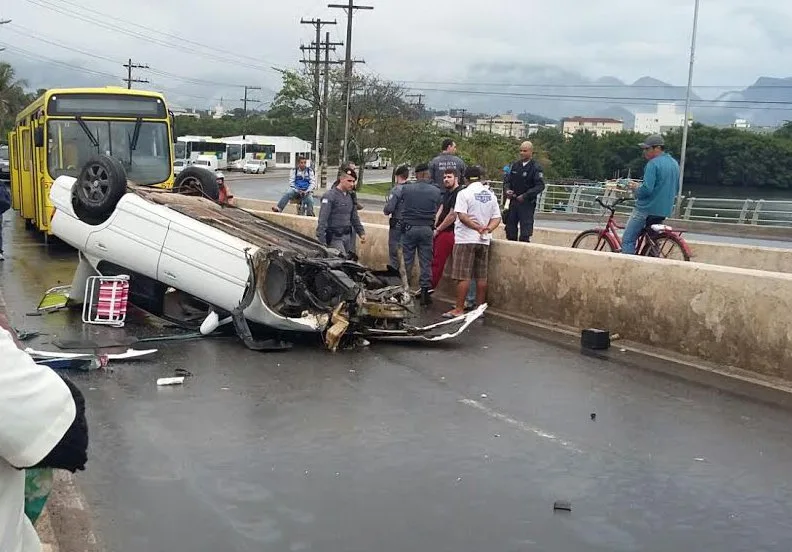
left=4, top=214, right=792, bottom=552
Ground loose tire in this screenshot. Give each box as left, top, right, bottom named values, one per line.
left=72, top=155, right=128, bottom=225
left=571, top=230, right=616, bottom=252
left=174, top=166, right=220, bottom=201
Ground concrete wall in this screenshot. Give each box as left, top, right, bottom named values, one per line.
left=254, top=210, right=792, bottom=379
left=236, top=198, right=792, bottom=274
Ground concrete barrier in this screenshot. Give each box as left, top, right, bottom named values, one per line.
left=236, top=197, right=792, bottom=274
left=253, top=210, right=792, bottom=379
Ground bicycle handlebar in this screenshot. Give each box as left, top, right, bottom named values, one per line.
left=595, top=197, right=632, bottom=212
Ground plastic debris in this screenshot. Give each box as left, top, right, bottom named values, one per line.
left=157, top=377, right=185, bottom=386
left=694, top=457, right=707, bottom=462
left=620, top=348, right=627, bottom=353
left=590, top=413, right=597, bottom=421
left=494, top=434, right=501, bottom=438
left=37, top=285, right=71, bottom=312
left=553, top=500, right=572, bottom=512
left=480, top=393, right=488, bottom=399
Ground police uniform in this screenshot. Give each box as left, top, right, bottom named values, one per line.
left=384, top=179, right=441, bottom=292
left=316, top=186, right=365, bottom=256
left=504, top=159, right=545, bottom=242
left=384, top=183, right=407, bottom=269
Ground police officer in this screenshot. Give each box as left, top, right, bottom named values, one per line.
left=384, top=165, right=410, bottom=270
left=384, top=163, right=441, bottom=306
left=504, top=141, right=545, bottom=242
left=316, top=166, right=366, bottom=256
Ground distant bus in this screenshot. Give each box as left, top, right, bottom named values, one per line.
left=175, top=137, right=228, bottom=169
left=225, top=140, right=275, bottom=171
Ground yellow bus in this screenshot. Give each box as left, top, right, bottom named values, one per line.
left=9, top=87, right=175, bottom=234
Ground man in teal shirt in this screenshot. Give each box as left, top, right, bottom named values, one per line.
left=623, top=134, right=680, bottom=254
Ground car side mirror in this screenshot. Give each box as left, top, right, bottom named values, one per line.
left=34, top=127, right=44, bottom=148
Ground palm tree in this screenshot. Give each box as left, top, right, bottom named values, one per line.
left=0, top=62, right=30, bottom=141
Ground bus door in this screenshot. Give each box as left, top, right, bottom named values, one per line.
left=9, top=131, right=21, bottom=211
left=29, top=114, right=46, bottom=230
left=18, top=121, right=36, bottom=222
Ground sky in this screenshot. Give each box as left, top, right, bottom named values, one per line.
left=2, top=0, right=792, bottom=112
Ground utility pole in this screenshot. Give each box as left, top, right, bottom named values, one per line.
left=321, top=32, right=344, bottom=188
left=123, top=59, right=149, bottom=89
left=676, top=0, right=700, bottom=217
left=300, top=19, right=337, bottom=173
left=454, top=108, right=468, bottom=137
left=328, top=0, right=373, bottom=162
left=406, top=93, right=425, bottom=118
left=240, top=85, right=262, bottom=140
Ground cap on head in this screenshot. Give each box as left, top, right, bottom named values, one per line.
left=414, top=162, right=430, bottom=174
left=341, top=166, right=358, bottom=181
left=639, top=134, right=664, bottom=149
left=465, top=165, right=484, bottom=181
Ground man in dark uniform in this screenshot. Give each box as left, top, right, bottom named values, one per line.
left=316, top=166, right=366, bottom=256
left=504, top=141, right=545, bottom=242
left=384, top=163, right=441, bottom=306
left=429, top=139, right=466, bottom=192
left=384, top=165, right=410, bottom=270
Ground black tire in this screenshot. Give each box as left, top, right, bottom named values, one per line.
left=71, top=155, right=128, bottom=225
left=640, top=232, right=691, bottom=261
left=571, top=229, right=616, bottom=252
left=173, top=166, right=220, bottom=201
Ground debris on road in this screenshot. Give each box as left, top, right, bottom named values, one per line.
left=157, top=377, right=185, bottom=386
left=480, top=394, right=488, bottom=399
left=37, top=285, right=71, bottom=312
left=25, top=347, right=157, bottom=361
left=590, top=413, right=597, bottom=421
left=581, top=328, right=610, bottom=350
left=553, top=500, right=572, bottom=512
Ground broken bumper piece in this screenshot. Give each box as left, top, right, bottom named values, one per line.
left=359, top=304, right=487, bottom=342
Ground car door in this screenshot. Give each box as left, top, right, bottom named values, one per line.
left=157, top=211, right=252, bottom=312
left=84, top=195, right=170, bottom=279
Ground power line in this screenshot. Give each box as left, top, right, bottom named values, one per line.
left=398, top=79, right=792, bottom=90
left=123, top=58, right=149, bottom=89
left=22, top=0, right=280, bottom=74
left=403, top=86, right=792, bottom=107
left=328, top=0, right=373, bottom=161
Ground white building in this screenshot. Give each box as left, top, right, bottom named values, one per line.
left=562, top=116, right=624, bottom=137
left=220, top=135, right=313, bottom=169
left=733, top=118, right=751, bottom=130
left=432, top=115, right=456, bottom=131
left=633, top=103, right=689, bottom=134
left=475, top=114, right=526, bottom=138
left=212, top=101, right=227, bottom=119
left=171, top=105, right=201, bottom=119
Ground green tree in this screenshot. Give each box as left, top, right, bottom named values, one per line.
left=0, top=62, right=33, bottom=142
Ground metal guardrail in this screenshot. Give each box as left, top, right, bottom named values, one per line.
left=485, top=181, right=792, bottom=228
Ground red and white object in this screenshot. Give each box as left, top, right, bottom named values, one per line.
left=82, top=275, right=130, bottom=327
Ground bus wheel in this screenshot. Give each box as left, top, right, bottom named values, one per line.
left=173, top=167, right=220, bottom=201
left=72, top=155, right=128, bottom=225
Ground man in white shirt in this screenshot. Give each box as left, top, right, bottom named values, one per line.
left=0, top=324, right=81, bottom=552
left=443, top=166, right=501, bottom=318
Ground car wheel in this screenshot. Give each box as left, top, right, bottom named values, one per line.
left=71, top=155, right=128, bottom=225
left=173, top=166, right=220, bottom=201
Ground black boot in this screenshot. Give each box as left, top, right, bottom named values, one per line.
left=420, top=288, right=432, bottom=306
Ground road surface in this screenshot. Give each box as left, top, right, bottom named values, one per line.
left=3, top=216, right=792, bottom=551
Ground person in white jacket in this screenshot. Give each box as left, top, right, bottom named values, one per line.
left=0, top=324, right=86, bottom=552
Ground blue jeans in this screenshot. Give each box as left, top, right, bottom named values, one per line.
left=277, top=189, right=314, bottom=215
left=621, top=209, right=649, bottom=255
left=466, top=279, right=476, bottom=306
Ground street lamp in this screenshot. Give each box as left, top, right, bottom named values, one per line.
left=676, top=0, right=701, bottom=217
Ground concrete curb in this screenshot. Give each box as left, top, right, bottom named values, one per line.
left=44, top=472, right=101, bottom=552
left=36, top=508, right=59, bottom=552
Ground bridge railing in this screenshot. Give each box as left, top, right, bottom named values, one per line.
left=484, top=181, right=792, bottom=227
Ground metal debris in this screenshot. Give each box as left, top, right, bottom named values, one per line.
left=553, top=500, right=572, bottom=512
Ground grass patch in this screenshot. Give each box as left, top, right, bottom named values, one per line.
left=359, top=181, right=392, bottom=197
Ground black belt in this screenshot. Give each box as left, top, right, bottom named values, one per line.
left=327, top=227, right=352, bottom=237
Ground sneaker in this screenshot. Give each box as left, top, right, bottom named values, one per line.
left=271, top=206, right=281, bottom=213
left=420, top=288, right=432, bottom=306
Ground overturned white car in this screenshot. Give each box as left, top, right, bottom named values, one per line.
left=50, top=155, right=485, bottom=350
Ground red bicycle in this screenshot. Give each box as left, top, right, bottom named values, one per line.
left=571, top=197, right=692, bottom=261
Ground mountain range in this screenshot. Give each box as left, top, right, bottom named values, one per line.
left=422, top=63, right=792, bottom=128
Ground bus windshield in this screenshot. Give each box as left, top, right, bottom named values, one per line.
left=48, top=120, right=170, bottom=185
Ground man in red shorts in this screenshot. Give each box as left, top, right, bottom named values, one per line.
left=431, top=168, right=463, bottom=290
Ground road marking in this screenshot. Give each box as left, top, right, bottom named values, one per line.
left=459, top=398, right=582, bottom=453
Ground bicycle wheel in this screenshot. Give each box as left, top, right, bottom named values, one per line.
left=571, top=230, right=616, bottom=252
left=641, top=233, right=691, bottom=261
